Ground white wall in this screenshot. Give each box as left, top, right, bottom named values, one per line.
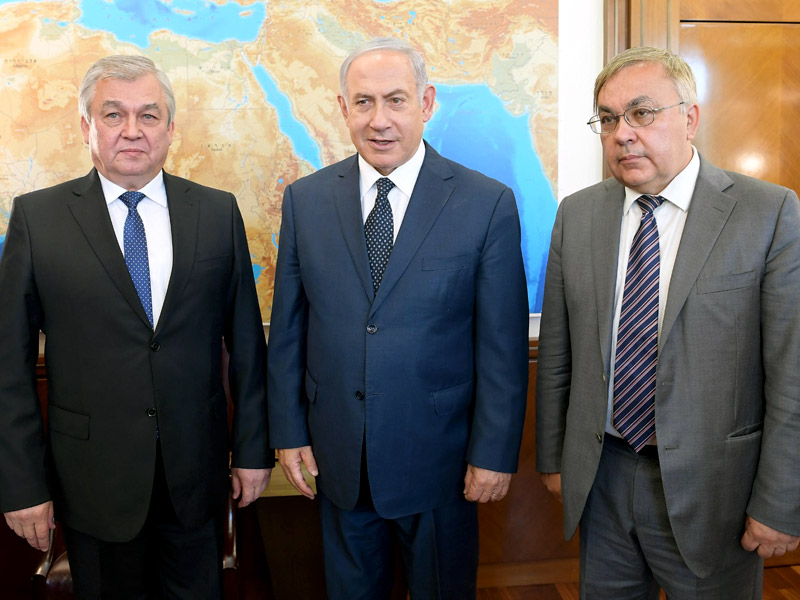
left=558, top=0, right=605, bottom=201
left=531, top=0, right=604, bottom=337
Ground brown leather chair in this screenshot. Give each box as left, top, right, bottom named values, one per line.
left=32, top=491, right=240, bottom=600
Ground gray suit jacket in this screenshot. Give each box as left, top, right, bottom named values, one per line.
left=536, top=157, right=800, bottom=577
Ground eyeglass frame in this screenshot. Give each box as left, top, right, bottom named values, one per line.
left=587, top=101, right=687, bottom=134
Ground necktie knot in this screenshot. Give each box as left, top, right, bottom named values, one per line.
left=119, top=191, right=146, bottom=211
left=376, top=177, right=394, bottom=202
left=636, top=194, right=664, bottom=215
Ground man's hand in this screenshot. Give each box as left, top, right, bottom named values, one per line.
left=277, top=446, right=318, bottom=500
left=4, top=501, right=55, bottom=552
left=741, top=516, right=800, bottom=558
left=540, top=473, right=562, bottom=503
left=231, top=468, right=272, bottom=508
left=463, top=464, right=512, bottom=503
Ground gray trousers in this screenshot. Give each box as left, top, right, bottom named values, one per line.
left=579, top=434, right=763, bottom=600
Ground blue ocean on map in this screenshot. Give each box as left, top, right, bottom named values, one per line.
left=426, top=84, right=557, bottom=312
left=250, top=65, right=323, bottom=171
left=74, top=0, right=266, bottom=48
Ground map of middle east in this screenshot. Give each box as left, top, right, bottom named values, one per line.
left=0, top=0, right=558, bottom=317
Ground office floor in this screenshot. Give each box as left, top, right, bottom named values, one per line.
left=476, top=565, right=800, bottom=599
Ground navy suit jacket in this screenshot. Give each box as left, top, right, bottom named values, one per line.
left=0, top=169, right=270, bottom=541
left=267, top=143, right=529, bottom=518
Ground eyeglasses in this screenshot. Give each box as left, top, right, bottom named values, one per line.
left=587, top=102, right=686, bottom=134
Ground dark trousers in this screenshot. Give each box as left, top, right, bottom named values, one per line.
left=580, top=434, right=763, bottom=600
left=318, top=452, right=478, bottom=600
left=62, top=444, right=223, bottom=600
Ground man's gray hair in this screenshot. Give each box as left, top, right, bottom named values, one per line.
left=593, top=46, right=698, bottom=113
left=339, top=37, right=428, bottom=105
left=79, top=55, right=176, bottom=126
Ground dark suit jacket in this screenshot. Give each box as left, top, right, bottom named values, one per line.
left=0, top=169, right=270, bottom=542
left=536, top=157, right=800, bottom=577
left=267, top=143, right=529, bottom=518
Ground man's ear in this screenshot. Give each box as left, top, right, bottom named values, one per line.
left=337, top=95, right=349, bottom=124
left=421, top=84, right=436, bottom=123
left=685, top=103, right=700, bottom=141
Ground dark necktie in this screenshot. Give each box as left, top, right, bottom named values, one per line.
left=119, top=191, right=154, bottom=329
left=365, top=177, right=395, bottom=294
left=613, top=194, right=665, bottom=452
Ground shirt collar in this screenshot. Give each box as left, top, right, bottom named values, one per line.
left=623, top=146, right=699, bottom=214
left=358, top=140, right=426, bottom=199
left=98, top=170, right=168, bottom=208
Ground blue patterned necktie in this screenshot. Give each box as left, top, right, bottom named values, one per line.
left=365, top=177, right=395, bottom=294
left=119, top=191, right=154, bottom=329
left=613, top=194, right=665, bottom=452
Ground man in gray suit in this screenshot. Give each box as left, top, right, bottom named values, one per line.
left=536, top=46, right=800, bottom=598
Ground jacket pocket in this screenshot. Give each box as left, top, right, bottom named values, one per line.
left=432, top=380, right=474, bottom=415
left=48, top=403, right=90, bottom=440
left=697, top=270, right=756, bottom=294
left=727, top=422, right=763, bottom=439
left=422, top=254, right=474, bottom=271
left=193, top=254, right=231, bottom=274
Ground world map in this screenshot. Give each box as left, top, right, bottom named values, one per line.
left=0, top=0, right=558, bottom=317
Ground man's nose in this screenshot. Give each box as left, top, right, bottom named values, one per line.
left=369, top=103, right=390, bottom=130
left=121, top=115, right=141, bottom=138
left=612, top=115, right=637, bottom=144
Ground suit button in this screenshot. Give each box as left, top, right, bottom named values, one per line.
left=596, top=432, right=603, bottom=443
left=602, top=372, right=607, bottom=382
left=355, top=391, right=365, bottom=401
left=150, top=342, right=161, bottom=352
left=366, top=324, right=378, bottom=334
left=146, top=408, right=157, bottom=417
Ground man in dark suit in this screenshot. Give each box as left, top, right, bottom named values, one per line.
left=0, top=55, right=272, bottom=598
left=536, top=46, right=800, bottom=599
left=267, top=37, right=529, bottom=599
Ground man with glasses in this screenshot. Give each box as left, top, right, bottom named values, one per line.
left=536, top=46, right=800, bottom=598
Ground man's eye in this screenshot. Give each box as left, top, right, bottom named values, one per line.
left=631, top=108, right=652, bottom=119
left=599, top=115, right=615, bottom=125
left=105, top=112, right=120, bottom=119
left=142, top=114, right=156, bottom=120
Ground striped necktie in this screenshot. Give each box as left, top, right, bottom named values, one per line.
left=119, top=191, right=154, bottom=329
left=613, top=194, right=665, bottom=452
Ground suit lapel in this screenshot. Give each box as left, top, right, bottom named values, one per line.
left=660, top=160, right=735, bottom=351
left=158, top=172, right=199, bottom=332
left=369, top=145, right=454, bottom=317
left=593, top=179, right=625, bottom=372
left=333, top=156, right=375, bottom=301
left=67, top=169, right=153, bottom=329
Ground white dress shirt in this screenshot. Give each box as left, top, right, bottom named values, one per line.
left=358, top=141, right=426, bottom=240
left=98, top=170, right=173, bottom=328
left=605, top=147, right=701, bottom=438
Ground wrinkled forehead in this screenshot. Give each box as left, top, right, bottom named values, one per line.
left=597, top=63, right=677, bottom=111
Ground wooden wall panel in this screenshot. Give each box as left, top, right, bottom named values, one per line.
left=628, top=0, right=680, bottom=51
left=681, top=0, right=800, bottom=21
left=680, top=22, right=800, bottom=192
left=478, top=350, right=579, bottom=567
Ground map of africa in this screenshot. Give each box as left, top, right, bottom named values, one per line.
left=0, top=0, right=558, bottom=317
